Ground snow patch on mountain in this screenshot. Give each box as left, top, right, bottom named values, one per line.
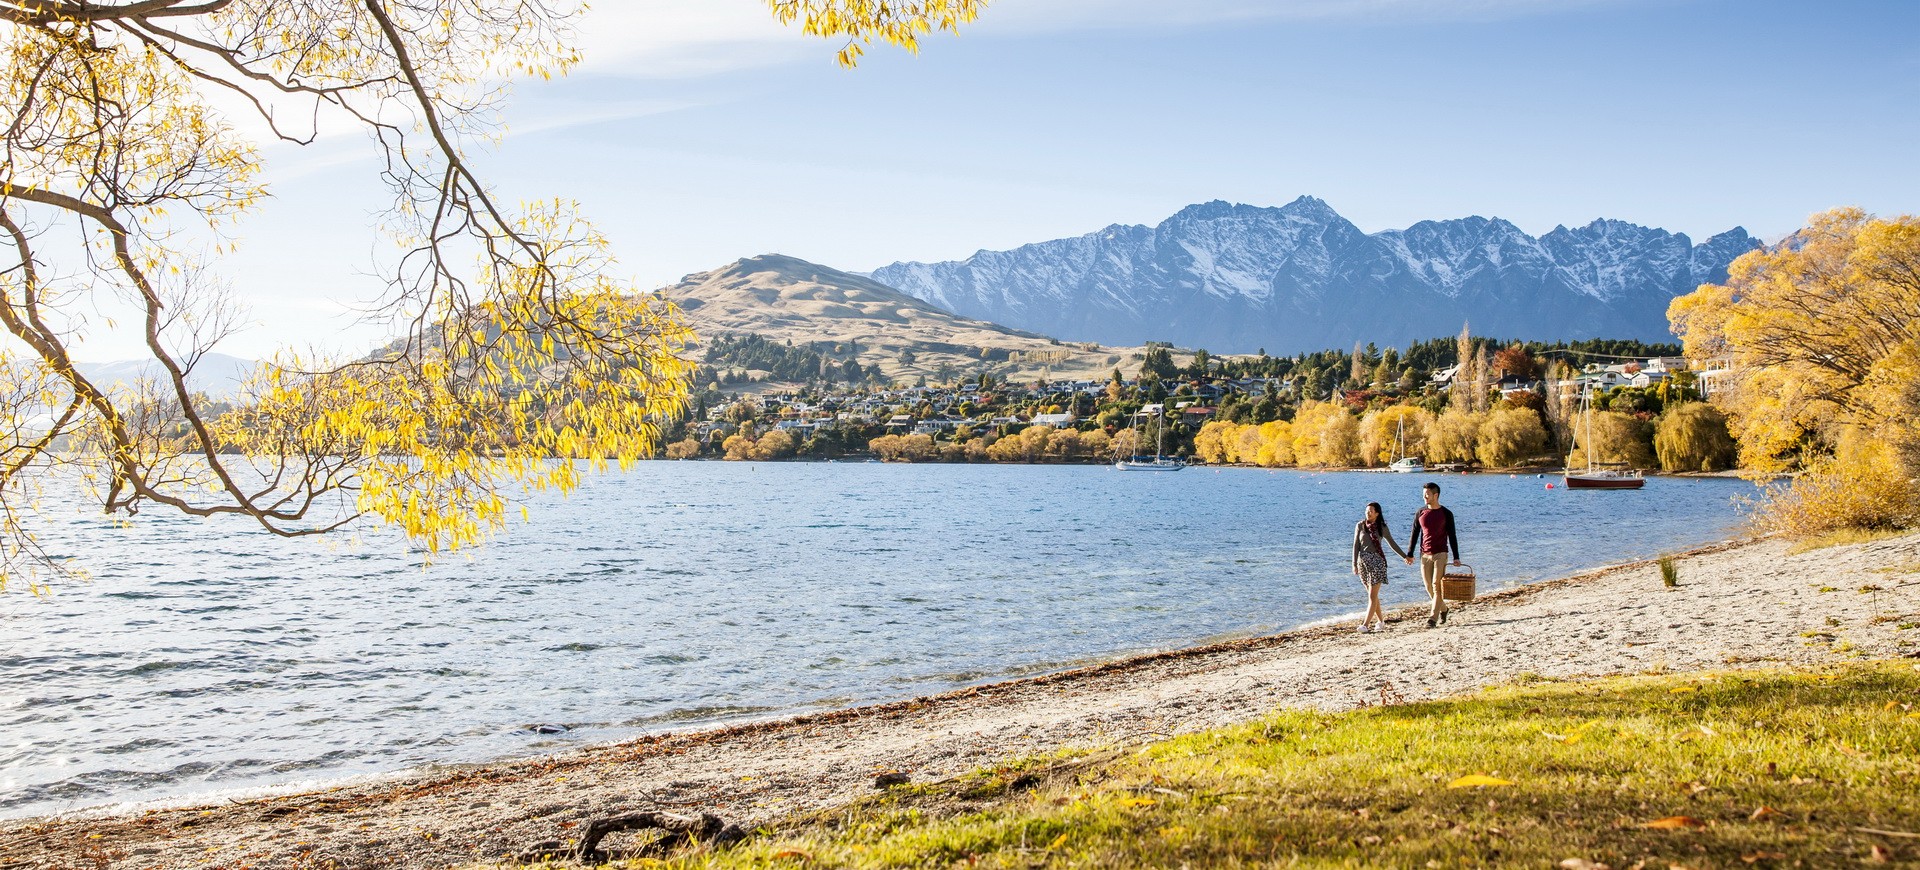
left=870, top=199, right=1757, bottom=353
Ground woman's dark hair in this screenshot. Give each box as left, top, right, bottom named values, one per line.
left=1364, top=501, right=1385, bottom=533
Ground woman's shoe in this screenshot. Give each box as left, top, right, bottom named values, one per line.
left=1425, top=617, right=1437, bottom=629
left=1441, top=609, right=1450, bottom=625
left=1356, top=623, right=1370, bottom=633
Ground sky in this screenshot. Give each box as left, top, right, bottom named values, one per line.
left=79, top=0, right=1920, bottom=360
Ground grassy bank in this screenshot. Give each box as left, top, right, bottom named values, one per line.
left=565, top=663, right=1920, bottom=868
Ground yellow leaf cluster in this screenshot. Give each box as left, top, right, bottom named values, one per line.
left=767, top=0, right=987, bottom=67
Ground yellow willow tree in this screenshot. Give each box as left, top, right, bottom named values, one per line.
left=0, top=0, right=986, bottom=587
left=1668, top=207, right=1920, bottom=533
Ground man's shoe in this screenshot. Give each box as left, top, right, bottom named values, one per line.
left=1425, top=617, right=1437, bottom=629
left=1441, top=610, right=1450, bottom=625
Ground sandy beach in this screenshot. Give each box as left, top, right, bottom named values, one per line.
left=4, top=530, right=1917, bottom=870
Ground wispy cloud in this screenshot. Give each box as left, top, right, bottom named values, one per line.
left=570, top=0, right=1638, bottom=79
left=572, top=2, right=815, bottom=78
left=975, top=0, right=1634, bottom=31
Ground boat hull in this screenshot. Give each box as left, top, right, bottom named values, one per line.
left=1563, top=474, right=1645, bottom=489
left=1116, top=459, right=1187, bottom=471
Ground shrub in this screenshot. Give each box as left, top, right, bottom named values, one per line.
left=1754, top=439, right=1920, bottom=537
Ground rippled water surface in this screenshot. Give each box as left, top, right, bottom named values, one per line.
left=0, top=463, right=1756, bottom=818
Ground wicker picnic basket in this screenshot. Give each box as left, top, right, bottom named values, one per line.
left=1441, top=563, right=1477, bottom=602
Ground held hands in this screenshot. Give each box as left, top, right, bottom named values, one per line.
left=1404, top=557, right=1415, bottom=565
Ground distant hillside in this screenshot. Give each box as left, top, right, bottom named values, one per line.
left=870, top=197, right=1760, bottom=354
left=658, top=254, right=1148, bottom=387
left=75, top=352, right=258, bottom=399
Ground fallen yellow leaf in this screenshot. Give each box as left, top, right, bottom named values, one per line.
left=1446, top=774, right=1514, bottom=788
left=771, top=848, right=813, bottom=861
left=1643, top=816, right=1707, bottom=829
left=1047, top=832, right=1069, bottom=850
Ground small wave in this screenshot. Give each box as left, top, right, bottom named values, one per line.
left=122, top=660, right=194, bottom=677
left=622, top=704, right=779, bottom=728
left=542, top=643, right=603, bottom=653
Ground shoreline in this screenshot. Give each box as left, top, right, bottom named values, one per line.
left=6, top=530, right=1917, bottom=869
left=1, top=535, right=1734, bottom=825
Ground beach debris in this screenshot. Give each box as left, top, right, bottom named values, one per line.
left=520, top=723, right=569, bottom=735
left=1445, top=774, right=1513, bottom=789
left=873, top=771, right=911, bottom=789
left=1558, top=859, right=1611, bottom=870
left=518, top=810, right=746, bottom=863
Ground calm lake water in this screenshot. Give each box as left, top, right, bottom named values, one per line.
left=0, top=463, right=1756, bottom=819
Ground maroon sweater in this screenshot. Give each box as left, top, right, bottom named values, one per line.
left=1408, top=506, right=1460, bottom=559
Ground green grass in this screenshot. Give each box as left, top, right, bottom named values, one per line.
left=583, top=663, right=1920, bottom=869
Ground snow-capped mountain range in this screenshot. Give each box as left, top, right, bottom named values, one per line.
left=870, top=197, right=1758, bottom=354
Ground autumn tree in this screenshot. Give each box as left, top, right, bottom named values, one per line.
left=1492, top=344, right=1537, bottom=381
left=1669, top=207, right=1920, bottom=533
left=1253, top=420, right=1295, bottom=467
left=1653, top=403, right=1737, bottom=473
left=1568, top=411, right=1655, bottom=470
left=0, top=1, right=985, bottom=586
left=1475, top=407, right=1548, bottom=469
left=1426, top=410, right=1482, bottom=465
left=1361, top=405, right=1430, bottom=466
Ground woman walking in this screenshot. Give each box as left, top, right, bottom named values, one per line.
left=1351, top=501, right=1407, bottom=632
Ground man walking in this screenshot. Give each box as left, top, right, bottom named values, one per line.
left=1404, top=481, right=1461, bottom=628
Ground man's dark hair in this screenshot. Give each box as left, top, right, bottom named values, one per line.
left=1423, top=482, right=1441, bottom=495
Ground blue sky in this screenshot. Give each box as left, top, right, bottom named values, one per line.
left=130, top=0, right=1919, bottom=361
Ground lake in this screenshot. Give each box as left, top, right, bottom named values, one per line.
left=0, top=463, right=1757, bottom=819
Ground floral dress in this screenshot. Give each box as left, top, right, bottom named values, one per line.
left=1352, top=520, right=1406, bottom=587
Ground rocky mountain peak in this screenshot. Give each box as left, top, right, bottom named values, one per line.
left=868, top=198, right=1760, bottom=354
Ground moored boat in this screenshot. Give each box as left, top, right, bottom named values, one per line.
left=1116, top=403, right=1187, bottom=471
left=1563, top=467, right=1644, bottom=489
left=1563, top=383, right=1646, bottom=490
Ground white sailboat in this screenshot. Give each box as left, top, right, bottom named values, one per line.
left=1116, top=403, right=1186, bottom=471
left=1563, top=382, right=1644, bottom=490
left=1387, top=415, right=1425, bottom=473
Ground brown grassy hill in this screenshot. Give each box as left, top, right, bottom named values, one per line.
left=659, top=254, right=1148, bottom=388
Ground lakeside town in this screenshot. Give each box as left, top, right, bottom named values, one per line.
left=667, top=333, right=1733, bottom=472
